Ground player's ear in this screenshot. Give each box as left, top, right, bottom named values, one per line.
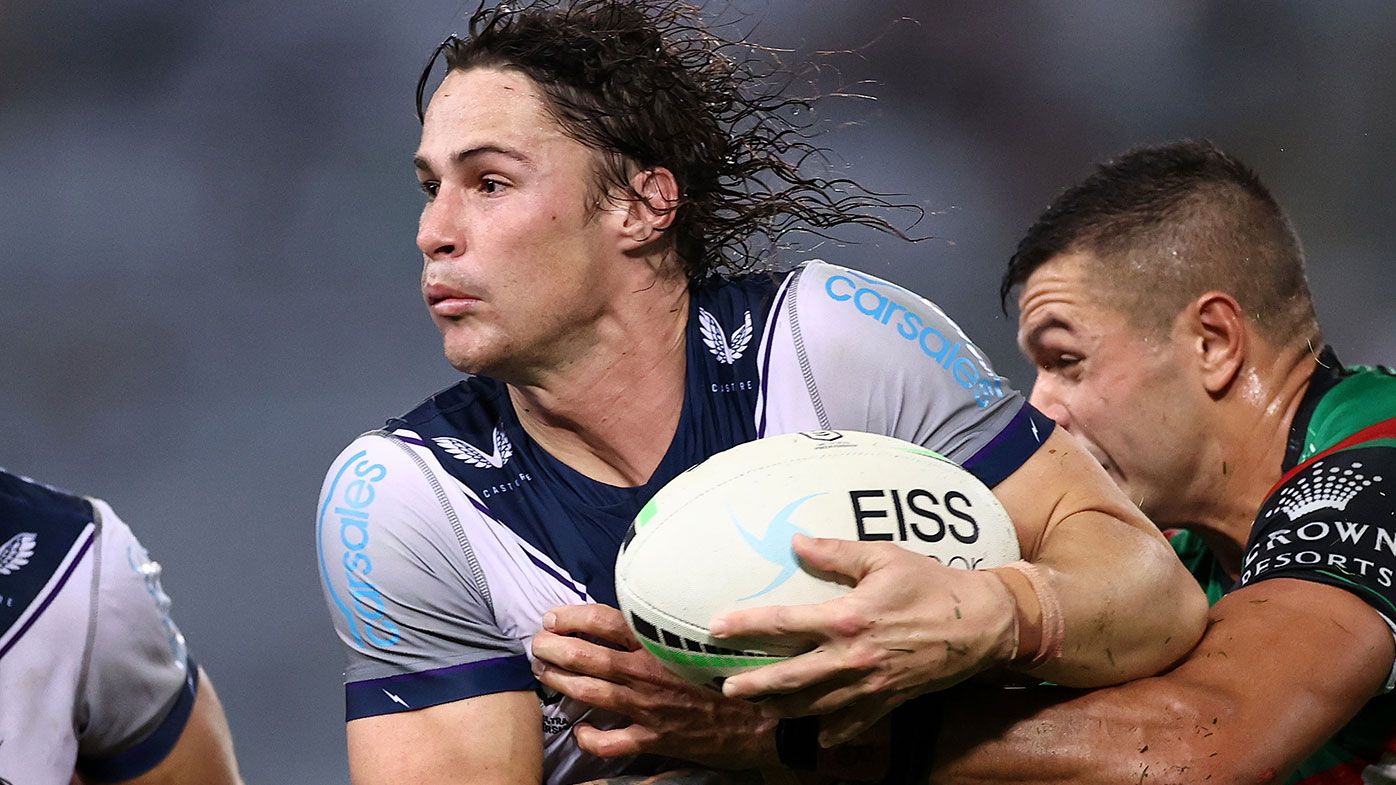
left=1188, top=291, right=1246, bottom=396
left=618, top=167, right=680, bottom=251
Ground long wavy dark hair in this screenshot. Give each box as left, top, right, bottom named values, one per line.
left=416, top=0, right=918, bottom=281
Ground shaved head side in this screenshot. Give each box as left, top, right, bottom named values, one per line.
left=1002, top=140, right=1319, bottom=345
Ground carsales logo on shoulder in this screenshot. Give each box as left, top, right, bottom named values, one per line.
left=322, top=452, right=400, bottom=648
left=823, top=270, right=1005, bottom=408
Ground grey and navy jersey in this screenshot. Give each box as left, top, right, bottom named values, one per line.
left=316, top=261, right=1055, bottom=784
left=0, top=470, right=197, bottom=785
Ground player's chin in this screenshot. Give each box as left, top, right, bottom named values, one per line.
left=440, top=333, right=497, bottom=376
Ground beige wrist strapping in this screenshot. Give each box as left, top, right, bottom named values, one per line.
left=997, top=560, right=1065, bottom=668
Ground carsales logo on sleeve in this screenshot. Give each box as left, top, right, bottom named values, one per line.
left=823, top=269, right=1006, bottom=408
left=1240, top=449, right=1394, bottom=589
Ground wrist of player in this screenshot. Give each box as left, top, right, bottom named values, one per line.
left=987, top=561, right=1064, bottom=670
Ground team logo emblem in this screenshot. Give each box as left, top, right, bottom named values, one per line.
left=698, top=307, right=753, bottom=365
left=1266, top=460, right=1383, bottom=521
left=434, top=427, right=514, bottom=469
left=732, top=494, right=820, bottom=600
left=0, top=532, right=37, bottom=576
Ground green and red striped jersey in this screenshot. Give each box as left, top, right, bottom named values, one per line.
left=1172, top=347, right=1396, bottom=784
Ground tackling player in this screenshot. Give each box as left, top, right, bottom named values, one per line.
left=0, top=469, right=243, bottom=785
left=923, top=141, right=1396, bottom=783
left=315, top=2, right=1206, bottom=783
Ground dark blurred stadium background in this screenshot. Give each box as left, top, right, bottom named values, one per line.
left=2, top=2, right=1393, bottom=781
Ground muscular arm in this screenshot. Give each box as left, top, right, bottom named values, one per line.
left=113, top=669, right=242, bottom=785
left=932, top=578, right=1394, bottom=785
left=348, top=691, right=543, bottom=785
left=990, top=426, right=1207, bottom=685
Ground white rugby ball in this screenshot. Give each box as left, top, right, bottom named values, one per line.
left=615, top=430, right=1020, bottom=690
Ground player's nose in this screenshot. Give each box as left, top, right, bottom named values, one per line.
left=416, top=195, right=465, bottom=260
left=1028, top=372, right=1072, bottom=431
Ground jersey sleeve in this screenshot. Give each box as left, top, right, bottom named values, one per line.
left=74, top=499, right=199, bottom=782
left=317, top=432, right=535, bottom=721
left=758, top=261, right=1054, bottom=486
left=1238, top=429, right=1396, bottom=647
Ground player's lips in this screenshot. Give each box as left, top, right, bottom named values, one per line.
left=424, top=283, right=482, bottom=317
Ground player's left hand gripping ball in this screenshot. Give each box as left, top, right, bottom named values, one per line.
left=712, top=535, right=1018, bottom=747
left=530, top=604, right=776, bottom=769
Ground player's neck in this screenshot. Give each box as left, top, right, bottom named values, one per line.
left=1186, top=341, right=1318, bottom=578
left=508, top=271, right=691, bottom=488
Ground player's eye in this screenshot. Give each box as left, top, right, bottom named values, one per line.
left=1039, top=353, right=1081, bottom=374
left=1049, top=355, right=1083, bottom=377
left=419, top=180, right=440, bottom=199
left=480, top=177, right=506, bottom=194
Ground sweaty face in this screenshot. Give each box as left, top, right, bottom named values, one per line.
left=1017, top=253, right=1205, bottom=522
left=414, top=67, right=624, bottom=379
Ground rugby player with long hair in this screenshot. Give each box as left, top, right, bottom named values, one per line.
left=315, top=3, right=1206, bottom=782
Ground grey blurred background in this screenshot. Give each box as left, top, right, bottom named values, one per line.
left=2, top=1, right=1393, bottom=782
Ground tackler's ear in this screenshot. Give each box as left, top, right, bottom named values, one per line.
left=618, top=167, right=681, bottom=250
left=1189, top=291, right=1247, bottom=396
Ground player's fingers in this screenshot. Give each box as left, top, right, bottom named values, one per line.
left=792, top=535, right=892, bottom=582
left=710, top=598, right=846, bottom=642
left=544, top=603, right=641, bottom=650
left=532, top=658, right=635, bottom=711
left=531, top=630, right=633, bottom=682
left=572, top=721, right=659, bottom=759
left=623, top=645, right=694, bottom=685
left=720, top=645, right=841, bottom=701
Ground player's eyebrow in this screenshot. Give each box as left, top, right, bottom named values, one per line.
left=1019, top=316, right=1072, bottom=355
left=413, top=145, right=535, bottom=173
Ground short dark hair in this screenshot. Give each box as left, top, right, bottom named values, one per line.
left=1000, top=139, right=1317, bottom=343
left=418, top=0, right=915, bottom=281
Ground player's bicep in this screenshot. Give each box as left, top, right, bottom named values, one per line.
left=348, top=690, right=543, bottom=785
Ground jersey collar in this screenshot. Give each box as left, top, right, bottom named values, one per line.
left=1283, top=345, right=1346, bottom=472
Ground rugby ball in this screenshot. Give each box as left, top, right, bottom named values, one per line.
left=615, top=430, right=1020, bottom=690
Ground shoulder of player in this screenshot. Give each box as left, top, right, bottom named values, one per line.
left=319, top=430, right=486, bottom=548
left=1303, top=364, right=1396, bottom=457
left=0, top=468, right=93, bottom=531
left=783, top=260, right=963, bottom=340
left=0, top=469, right=95, bottom=596
left=779, top=260, right=1008, bottom=401
left=1265, top=365, right=1396, bottom=503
